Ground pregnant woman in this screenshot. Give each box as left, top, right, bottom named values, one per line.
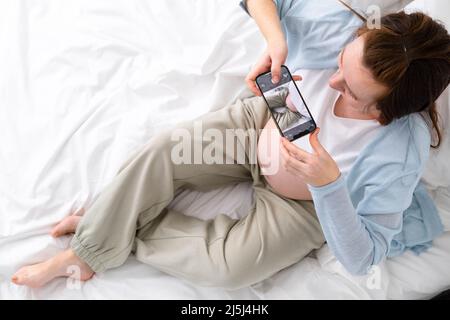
left=13, top=0, right=449, bottom=288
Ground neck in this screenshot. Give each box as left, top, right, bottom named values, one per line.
left=334, top=95, right=378, bottom=120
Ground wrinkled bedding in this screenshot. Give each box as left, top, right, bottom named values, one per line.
left=0, top=0, right=449, bottom=299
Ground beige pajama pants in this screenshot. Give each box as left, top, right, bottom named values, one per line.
left=70, top=96, right=325, bottom=290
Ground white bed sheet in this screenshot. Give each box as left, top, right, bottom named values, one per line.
left=0, top=0, right=449, bottom=300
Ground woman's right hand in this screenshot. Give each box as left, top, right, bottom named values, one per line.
left=245, top=41, right=300, bottom=96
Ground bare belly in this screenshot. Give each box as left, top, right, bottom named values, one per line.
left=257, top=118, right=312, bottom=200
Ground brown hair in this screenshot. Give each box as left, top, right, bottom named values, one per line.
left=357, top=12, right=450, bottom=148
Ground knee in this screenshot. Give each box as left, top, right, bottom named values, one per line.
left=117, top=131, right=174, bottom=174
left=136, top=130, right=178, bottom=164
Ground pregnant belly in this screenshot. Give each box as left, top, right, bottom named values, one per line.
left=257, top=118, right=312, bottom=200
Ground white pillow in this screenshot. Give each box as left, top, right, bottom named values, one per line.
left=409, top=0, right=450, bottom=190
left=422, top=88, right=450, bottom=232
left=406, top=0, right=450, bottom=231
left=422, top=89, right=450, bottom=190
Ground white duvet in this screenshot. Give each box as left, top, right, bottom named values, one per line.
left=0, top=0, right=449, bottom=300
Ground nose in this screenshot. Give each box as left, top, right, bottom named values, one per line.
left=329, top=70, right=345, bottom=93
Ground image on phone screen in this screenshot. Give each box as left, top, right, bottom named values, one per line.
left=256, top=66, right=316, bottom=141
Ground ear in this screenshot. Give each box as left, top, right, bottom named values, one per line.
left=366, top=101, right=382, bottom=123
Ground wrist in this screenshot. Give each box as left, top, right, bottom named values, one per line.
left=267, top=36, right=287, bottom=51
left=311, top=172, right=342, bottom=188
left=308, top=173, right=345, bottom=193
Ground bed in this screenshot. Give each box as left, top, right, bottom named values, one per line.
left=0, top=0, right=449, bottom=300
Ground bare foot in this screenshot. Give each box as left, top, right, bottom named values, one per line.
left=51, top=208, right=84, bottom=237
left=11, top=249, right=94, bottom=288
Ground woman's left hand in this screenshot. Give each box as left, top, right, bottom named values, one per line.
left=280, top=128, right=341, bottom=187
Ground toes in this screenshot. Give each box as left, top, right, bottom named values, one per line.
left=11, top=260, right=56, bottom=288
left=11, top=275, right=19, bottom=284
left=51, top=215, right=82, bottom=237
left=11, top=270, right=25, bottom=285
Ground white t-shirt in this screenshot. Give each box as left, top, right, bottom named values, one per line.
left=292, top=69, right=382, bottom=175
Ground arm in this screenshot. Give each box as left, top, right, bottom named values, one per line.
left=280, top=123, right=426, bottom=275
left=241, top=0, right=361, bottom=92
left=241, top=0, right=292, bottom=95
left=245, top=0, right=285, bottom=47
left=308, top=176, right=403, bottom=275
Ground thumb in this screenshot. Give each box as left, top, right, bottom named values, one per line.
left=271, top=60, right=282, bottom=84
left=309, top=128, right=325, bottom=154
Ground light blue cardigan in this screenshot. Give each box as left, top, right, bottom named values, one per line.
left=309, top=115, right=443, bottom=274
left=240, top=0, right=444, bottom=275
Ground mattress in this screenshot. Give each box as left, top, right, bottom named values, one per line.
left=0, top=0, right=449, bottom=299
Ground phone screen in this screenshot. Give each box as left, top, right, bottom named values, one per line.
left=256, top=66, right=316, bottom=141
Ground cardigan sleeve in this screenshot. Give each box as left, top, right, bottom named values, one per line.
left=308, top=174, right=407, bottom=275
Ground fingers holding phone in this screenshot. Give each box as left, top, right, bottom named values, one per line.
left=246, top=51, right=271, bottom=96
left=246, top=42, right=288, bottom=96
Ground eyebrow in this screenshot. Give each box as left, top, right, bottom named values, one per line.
left=341, top=47, right=360, bottom=100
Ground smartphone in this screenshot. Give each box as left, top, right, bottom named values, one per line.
left=256, top=65, right=316, bottom=141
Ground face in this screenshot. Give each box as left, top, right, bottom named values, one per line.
left=329, top=36, right=388, bottom=119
